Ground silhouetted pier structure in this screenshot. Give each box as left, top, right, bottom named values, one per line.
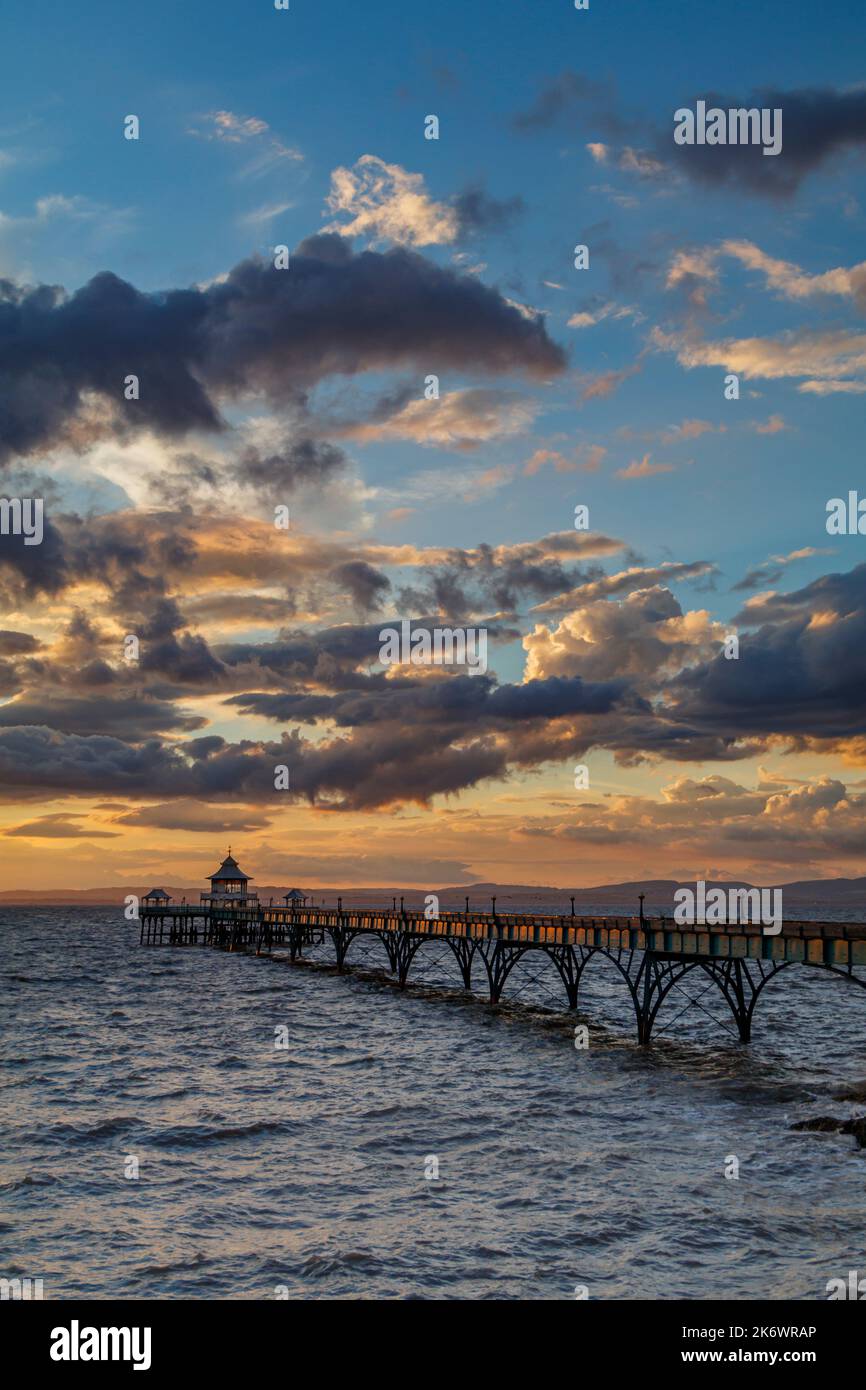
left=138, top=891, right=866, bottom=1044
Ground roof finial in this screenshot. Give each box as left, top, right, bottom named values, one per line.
left=228, top=844, right=232, bottom=858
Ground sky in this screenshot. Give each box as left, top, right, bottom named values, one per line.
left=1, top=0, right=866, bottom=892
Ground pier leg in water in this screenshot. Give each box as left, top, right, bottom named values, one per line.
left=328, top=925, right=359, bottom=972
left=375, top=931, right=399, bottom=974
left=631, top=952, right=703, bottom=1044
left=478, top=941, right=531, bottom=1005
left=545, top=944, right=590, bottom=1009
left=699, top=958, right=791, bottom=1043
left=395, top=935, right=422, bottom=987
left=446, top=937, right=477, bottom=990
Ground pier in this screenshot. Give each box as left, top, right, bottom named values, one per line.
left=138, top=896, right=866, bottom=1045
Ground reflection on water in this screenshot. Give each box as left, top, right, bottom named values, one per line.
left=2, top=906, right=865, bottom=1300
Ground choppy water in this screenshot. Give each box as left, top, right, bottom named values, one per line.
left=3, top=906, right=866, bottom=1300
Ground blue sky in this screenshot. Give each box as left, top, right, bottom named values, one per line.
left=2, top=0, right=863, bottom=597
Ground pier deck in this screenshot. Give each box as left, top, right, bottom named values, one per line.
left=138, top=901, right=866, bottom=1045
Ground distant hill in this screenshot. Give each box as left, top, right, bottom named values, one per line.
left=1, top=876, right=864, bottom=911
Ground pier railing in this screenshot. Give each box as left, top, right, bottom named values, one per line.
left=137, top=899, right=866, bottom=1045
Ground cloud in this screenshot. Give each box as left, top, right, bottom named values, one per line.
left=0, top=694, right=207, bottom=738
left=323, top=157, right=525, bottom=248
left=668, top=564, right=866, bottom=742
left=0, top=193, right=135, bottom=239
left=523, top=443, right=606, bottom=476
left=667, top=238, right=866, bottom=315
left=240, top=201, right=296, bottom=226
left=651, top=324, right=866, bottom=390
left=615, top=453, right=675, bottom=479
left=329, top=560, right=391, bottom=613
left=799, top=378, right=866, bottom=395
left=113, top=801, right=273, bottom=833
left=200, top=111, right=270, bottom=142
left=4, top=557, right=865, bottom=812
left=531, top=562, right=716, bottom=614
left=617, top=419, right=725, bottom=447
left=4, top=812, right=119, bottom=838
left=513, top=72, right=627, bottom=137
left=339, top=388, right=538, bottom=450
left=566, top=300, right=643, bottom=329
left=665, top=248, right=720, bottom=308
left=517, top=772, right=866, bottom=871
left=229, top=672, right=627, bottom=730
left=452, top=184, right=525, bottom=238
left=324, top=155, right=458, bottom=246
left=0, top=236, right=566, bottom=466
left=518, top=78, right=866, bottom=198
left=752, top=413, right=787, bottom=434
left=616, top=147, right=666, bottom=178
left=721, top=238, right=866, bottom=306
left=0, top=629, right=41, bottom=656
left=588, top=140, right=666, bottom=180
left=234, top=434, right=348, bottom=492
left=254, top=849, right=477, bottom=886
left=661, top=86, right=866, bottom=196
left=578, top=361, right=642, bottom=401
left=524, top=585, right=726, bottom=683
left=731, top=547, right=833, bottom=593
left=188, top=110, right=303, bottom=172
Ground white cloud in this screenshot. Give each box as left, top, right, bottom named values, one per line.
left=340, top=388, right=538, bottom=451
left=652, top=325, right=866, bottom=388
left=721, top=238, right=866, bottom=302
left=323, top=155, right=457, bottom=247
left=240, top=200, right=295, bottom=226
left=567, top=301, right=643, bottom=329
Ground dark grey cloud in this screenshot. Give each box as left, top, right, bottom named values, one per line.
left=668, top=564, right=866, bottom=740
left=514, top=74, right=866, bottom=199
left=226, top=672, right=631, bottom=728
left=235, top=435, right=347, bottom=493
left=731, top=563, right=785, bottom=593
left=396, top=541, right=605, bottom=619
left=0, top=723, right=507, bottom=810
left=453, top=185, right=526, bottom=239
left=217, top=623, right=393, bottom=683
left=0, top=515, right=70, bottom=596
left=513, top=72, right=629, bottom=137
left=0, top=695, right=206, bottom=738
left=0, top=630, right=41, bottom=656
left=217, top=618, right=517, bottom=689
left=661, top=86, right=866, bottom=196
left=330, top=561, right=391, bottom=613
left=0, top=271, right=219, bottom=464
left=138, top=598, right=227, bottom=686
left=0, top=236, right=566, bottom=466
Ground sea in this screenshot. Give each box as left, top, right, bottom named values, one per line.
left=3, top=904, right=866, bottom=1300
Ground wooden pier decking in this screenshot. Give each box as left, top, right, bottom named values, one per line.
left=138, top=900, right=866, bottom=1044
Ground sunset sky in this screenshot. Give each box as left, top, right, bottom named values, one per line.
left=1, top=0, right=866, bottom=891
